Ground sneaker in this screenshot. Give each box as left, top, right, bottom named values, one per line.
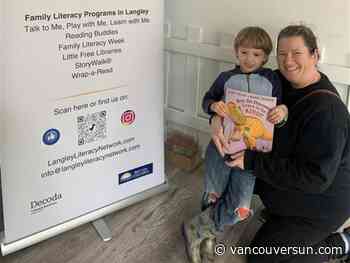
left=344, top=227, right=350, bottom=260
left=345, top=226, right=350, bottom=235
left=182, top=209, right=218, bottom=263
left=201, top=237, right=216, bottom=261
left=182, top=221, right=202, bottom=263
left=338, top=227, right=350, bottom=262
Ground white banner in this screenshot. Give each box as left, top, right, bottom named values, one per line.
left=1, top=0, right=164, bottom=243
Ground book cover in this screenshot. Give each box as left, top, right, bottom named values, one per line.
left=223, top=89, right=277, bottom=154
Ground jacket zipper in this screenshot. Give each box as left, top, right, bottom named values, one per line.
left=246, top=74, right=250, bottom=93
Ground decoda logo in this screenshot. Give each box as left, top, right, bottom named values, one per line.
left=30, top=192, right=63, bottom=210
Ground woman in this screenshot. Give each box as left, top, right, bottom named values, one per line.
left=210, top=25, right=350, bottom=262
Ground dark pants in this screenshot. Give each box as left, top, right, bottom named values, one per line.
left=249, top=181, right=346, bottom=263
left=248, top=215, right=344, bottom=262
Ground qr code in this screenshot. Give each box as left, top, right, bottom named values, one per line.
left=77, top=110, right=107, bottom=145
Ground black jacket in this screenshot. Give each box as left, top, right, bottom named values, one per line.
left=245, top=71, right=350, bottom=222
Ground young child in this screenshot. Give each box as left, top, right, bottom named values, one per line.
left=183, top=26, right=288, bottom=263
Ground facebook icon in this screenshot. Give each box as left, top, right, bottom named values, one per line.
left=42, top=129, right=60, bottom=145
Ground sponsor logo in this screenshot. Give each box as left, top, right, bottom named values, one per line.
left=121, top=110, right=135, bottom=126
left=120, top=172, right=132, bottom=181
left=30, top=192, right=63, bottom=214
left=42, top=128, right=60, bottom=145
left=118, top=163, right=153, bottom=184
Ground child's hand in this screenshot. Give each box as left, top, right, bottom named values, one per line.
left=225, top=151, right=245, bottom=169
left=210, top=115, right=229, bottom=157
left=210, top=101, right=228, bottom=117
left=267, top=104, right=288, bottom=124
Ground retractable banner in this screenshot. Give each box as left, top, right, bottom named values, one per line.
left=1, top=0, right=164, bottom=244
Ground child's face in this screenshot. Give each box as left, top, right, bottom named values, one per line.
left=236, top=46, right=267, bottom=73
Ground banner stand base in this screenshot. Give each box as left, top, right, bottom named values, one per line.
left=1, top=180, right=168, bottom=256
left=92, top=218, right=112, bottom=242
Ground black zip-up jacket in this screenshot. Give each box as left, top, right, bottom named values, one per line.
left=245, top=71, right=350, bottom=222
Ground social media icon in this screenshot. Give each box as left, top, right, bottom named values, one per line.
left=42, top=129, right=60, bottom=145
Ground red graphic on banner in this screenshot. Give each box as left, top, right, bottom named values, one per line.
left=121, top=110, right=136, bottom=126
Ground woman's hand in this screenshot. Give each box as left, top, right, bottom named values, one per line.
left=210, top=101, right=228, bottom=118
left=225, top=151, right=245, bottom=169
left=267, top=104, right=288, bottom=124
left=210, top=115, right=229, bottom=157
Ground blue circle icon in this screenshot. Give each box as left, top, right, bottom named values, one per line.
left=42, top=129, right=60, bottom=145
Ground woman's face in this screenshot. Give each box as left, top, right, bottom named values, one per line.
left=277, top=36, right=318, bottom=88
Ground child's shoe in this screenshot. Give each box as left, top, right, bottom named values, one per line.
left=182, top=209, right=218, bottom=263
left=201, top=237, right=216, bottom=261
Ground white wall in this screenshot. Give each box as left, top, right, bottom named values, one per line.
left=165, top=0, right=350, bottom=67
left=163, top=0, right=350, bottom=152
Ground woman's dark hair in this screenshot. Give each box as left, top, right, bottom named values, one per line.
left=277, top=25, right=319, bottom=56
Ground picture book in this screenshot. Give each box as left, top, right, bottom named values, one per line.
left=223, top=89, right=277, bottom=154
